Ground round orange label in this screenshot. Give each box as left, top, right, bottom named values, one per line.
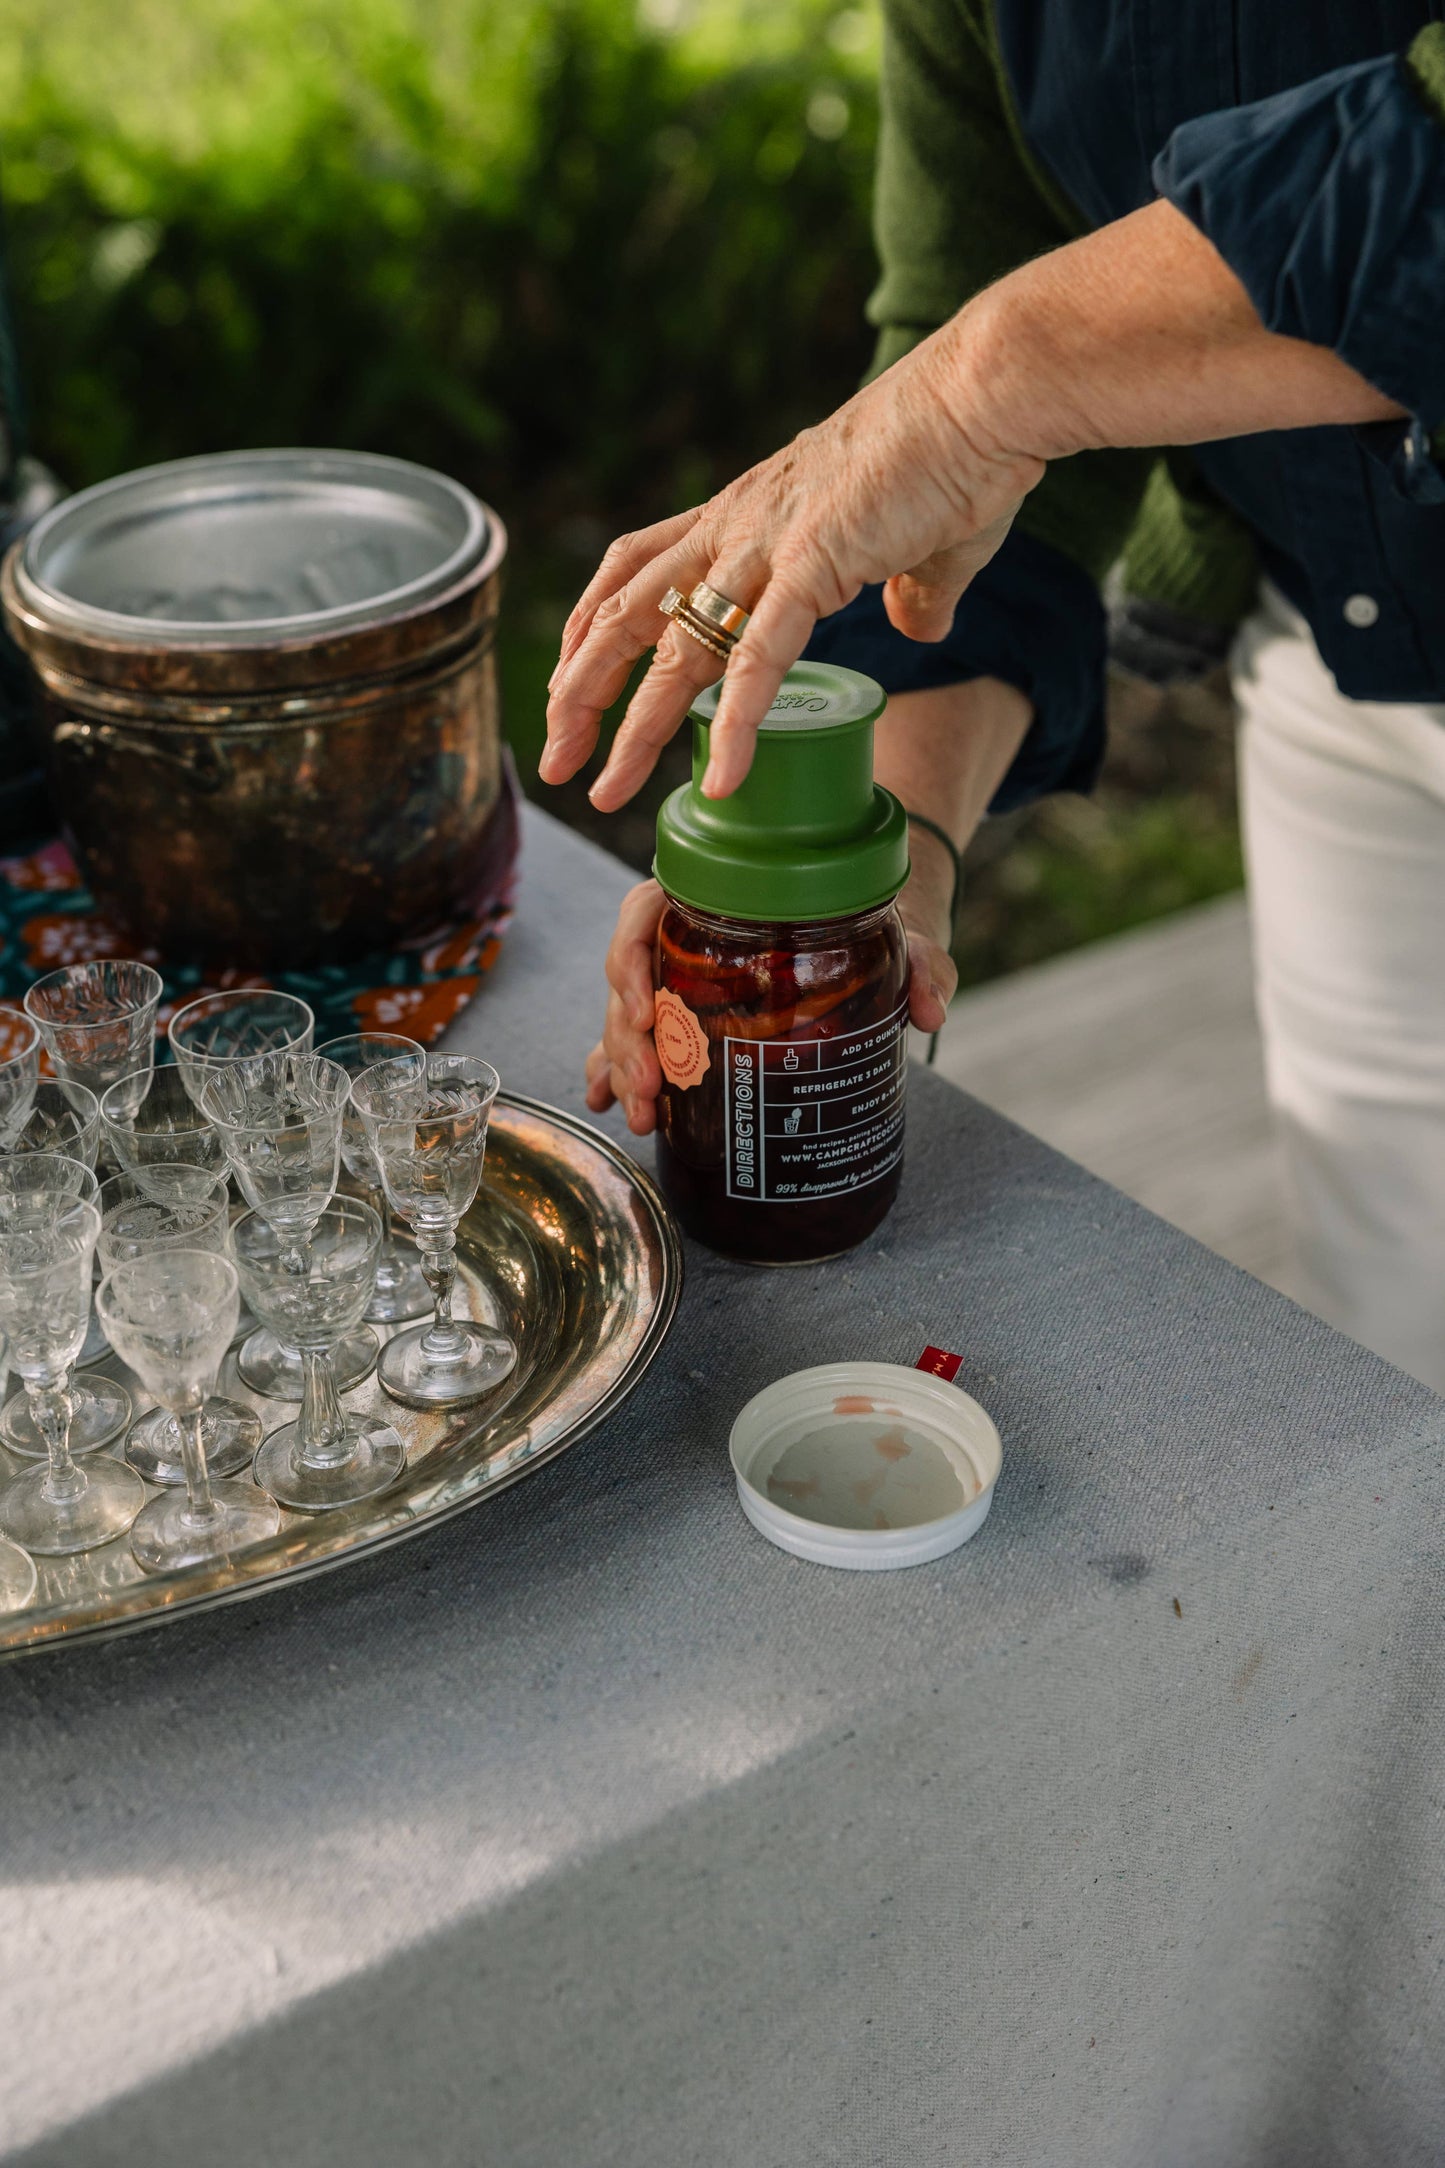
left=654, top=987, right=710, bottom=1090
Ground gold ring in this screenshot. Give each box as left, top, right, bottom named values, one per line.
left=688, top=580, right=751, bottom=640
left=659, top=587, right=733, bottom=663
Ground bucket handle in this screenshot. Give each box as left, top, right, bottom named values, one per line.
left=51, top=720, right=230, bottom=794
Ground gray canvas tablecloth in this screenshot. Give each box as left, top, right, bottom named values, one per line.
left=2, top=806, right=1442, bottom=2167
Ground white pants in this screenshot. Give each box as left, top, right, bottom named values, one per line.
left=1234, top=584, right=1445, bottom=1391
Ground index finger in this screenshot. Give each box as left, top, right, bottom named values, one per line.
left=698, top=580, right=821, bottom=799
left=555, top=506, right=705, bottom=679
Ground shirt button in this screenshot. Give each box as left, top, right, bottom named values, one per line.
left=1344, top=593, right=1380, bottom=628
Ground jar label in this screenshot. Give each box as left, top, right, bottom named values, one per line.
left=723, top=995, right=908, bottom=1204
left=654, top=987, right=711, bottom=1091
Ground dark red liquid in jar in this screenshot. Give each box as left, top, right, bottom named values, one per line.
left=654, top=896, right=909, bottom=1262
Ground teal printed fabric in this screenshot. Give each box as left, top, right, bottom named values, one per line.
left=0, top=804, right=516, bottom=1054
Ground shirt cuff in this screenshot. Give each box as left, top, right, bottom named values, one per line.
left=1353, top=415, right=1445, bottom=505
left=1153, top=51, right=1445, bottom=432
left=800, top=524, right=1107, bottom=814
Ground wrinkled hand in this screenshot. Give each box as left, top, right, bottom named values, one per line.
left=544, top=307, right=1041, bottom=813
left=585, top=862, right=957, bottom=1136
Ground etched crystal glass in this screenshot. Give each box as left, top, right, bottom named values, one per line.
left=352, top=1054, right=516, bottom=1408
left=168, top=988, right=314, bottom=1106
left=99, top=1063, right=228, bottom=1189
left=97, top=1250, right=279, bottom=1574
left=234, top=1199, right=405, bottom=1511
left=24, top=961, right=162, bottom=1101
left=197, top=1054, right=347, bottom=1253
left=198, top=1053, right=376, bottom=1400
left=8, top=1081, right=108, bottom=1373
left=0, top=1156, right=132, bottom=1459
left=97, top=1168, right=261, bottom=1484
left=6, top=1080, right=100, bottom=1167
left=0, top=1009, right=42, bottom=1151
left=0, top=1322, right=36, bottom=1615
left=317, top=1032, right=431, bottom=1323
left=0, top=1192, right=143, bottom=1555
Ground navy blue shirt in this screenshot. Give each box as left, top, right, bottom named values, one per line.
left=806, top=5, right=1445, bottom=811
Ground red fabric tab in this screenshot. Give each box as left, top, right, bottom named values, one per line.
left=916, top=1345, right=963, bottom=1383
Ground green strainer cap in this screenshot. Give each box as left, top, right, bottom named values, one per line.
left=653, top=661, right=908, bottom=923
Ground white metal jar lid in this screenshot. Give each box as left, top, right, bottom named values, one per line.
left=17, top=447, right=491, bottom=646
left=729, top=1360, right=1002, bottom=1571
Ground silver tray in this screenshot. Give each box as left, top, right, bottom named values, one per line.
left=0, top=1093, right=683, bottom=1658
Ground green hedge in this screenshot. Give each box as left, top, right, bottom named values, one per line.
left=2, top=0, right=880, bottom=517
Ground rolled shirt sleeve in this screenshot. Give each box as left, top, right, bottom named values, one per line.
left=802, top=524, right=1108, bottom=813
left=1153, top=31, right=1445, bottom=439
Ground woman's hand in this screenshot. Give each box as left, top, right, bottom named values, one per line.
left=584, top=864, right=958, bottom=1136
left=583, top=678, right=1034, bottom=1129
left=547, top=200, right=1405, bottom=821
left=543, top=304, right=1042, bottom=815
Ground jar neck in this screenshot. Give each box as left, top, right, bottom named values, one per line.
left=661, top=893, right=901, bottom=941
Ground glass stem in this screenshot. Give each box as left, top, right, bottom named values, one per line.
left=32, top=1379, right=83, bottom=1505
left=370, top=1179, right=401, bottom=1288
left=178, top=1404, right=222, bottom=1531
left=298, top=1348, right=352, bottom=1468
left=419, top=1230, right=466, bottom=1357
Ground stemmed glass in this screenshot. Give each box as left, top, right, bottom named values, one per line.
left=168, top=988, right=314, bottom=1105
left=0, top=1009, right=41, bottom=1149
left=7, top=1080, right=100, bottom=1166
left=234, top=1198, right=406, bottom=1510
left=0, top=1156, right=132, bottom=1458
left=20, top=962, right=158, bottom=1371
left=97, top=1168, right=262, bottom=1483
left=352, top=1053, right=516, bottom=1408
left=24, top=961, right=162, bottom=1102
left=0, top=1188, right=143, bottom=1554
left=317, top=1032, right=430, bottom=1323
left=197, top=1053, right=376, bottom=1397
left=7, top=1083, right=104, bottom=1369
left=99, top=1064, right=228, bottom=1189
left=97, top=1250, right=280, bottom=1574
left=0, top=1324, right=37, bottom=1614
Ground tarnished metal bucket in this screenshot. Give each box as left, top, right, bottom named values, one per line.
left=0, top=449, right=515, bottom=970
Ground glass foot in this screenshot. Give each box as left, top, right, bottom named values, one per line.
left=236, top=1324, right=378, bottom=1402
left=378, top=1318, right=517, bottom=1410
left=0, top=1535, right=36, bottom=1613
left=2, top=1376, right=133, bottom=1459
left=0, top=1457, right=144, bottom=1556
left=125, top=1398, right=262, bottom=1486
left=75, top=1307, right=112, bottom=1369
left=254, top=1412, right=407, bottom=1513
left=130, top=1480, right=281, bottom=1575
left=365, top=1242, right=432, bottom=1324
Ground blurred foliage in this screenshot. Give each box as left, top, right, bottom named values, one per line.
left=0, top=0, right=879, bottom=511
left=0, top=0, right=1242, bottom=982
left=954, top=670, right=1244, bottom=984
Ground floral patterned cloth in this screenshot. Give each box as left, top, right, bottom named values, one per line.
left=0, top=788, right=518, bottom=1061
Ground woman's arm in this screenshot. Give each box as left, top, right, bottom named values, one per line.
left=544, top=198, right=1400, bottom=815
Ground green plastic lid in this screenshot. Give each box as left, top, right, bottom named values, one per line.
left=653, top=661, right=908, bottom=923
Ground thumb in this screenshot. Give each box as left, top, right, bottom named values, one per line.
left=906, top=927, right=957, bottom=1036
left=882, top=510, right=1021, bottom=644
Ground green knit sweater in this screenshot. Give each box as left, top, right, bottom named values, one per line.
left=868, top=3, right=1445, bottom=630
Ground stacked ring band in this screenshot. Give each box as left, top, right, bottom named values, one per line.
left=660, top=582, right=751, bottom=664
left=687, top=581, right=751, bottom=640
